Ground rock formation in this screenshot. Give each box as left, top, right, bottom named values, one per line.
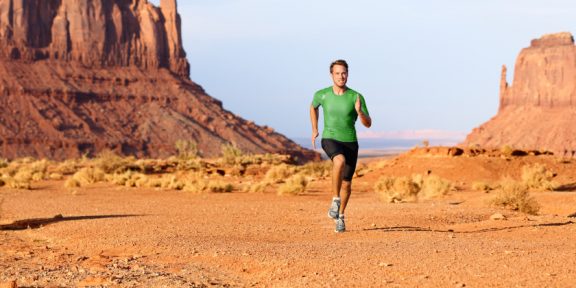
left=0, top=0, right=318, bottom=162
left=463, top=32, right=576, bottom=156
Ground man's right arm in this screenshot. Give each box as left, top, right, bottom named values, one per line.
left=310, top=104, right=319, bottom=149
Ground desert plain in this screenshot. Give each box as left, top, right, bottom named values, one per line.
left=1, top=148, right=575, bottom=288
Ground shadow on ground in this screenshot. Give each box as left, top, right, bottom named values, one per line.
left=0, top=214, right=143, bottom=231
left=364, top=220, right=575, bottom=234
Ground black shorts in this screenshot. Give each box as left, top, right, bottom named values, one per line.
left=321, top=139, right=359, bottom=181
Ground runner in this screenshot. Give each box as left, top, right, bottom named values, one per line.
left=309, top=59, right=372, bottom=233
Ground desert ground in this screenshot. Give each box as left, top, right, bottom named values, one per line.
left=1, top=148, right=575, bottom=287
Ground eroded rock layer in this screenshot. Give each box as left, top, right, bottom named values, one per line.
left=463, top=32, right=576, bottom=156
left=0, top=0, right=318, bottom=161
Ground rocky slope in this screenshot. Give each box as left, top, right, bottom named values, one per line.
left=463, top=32, right=576, bottom=156
left=0, top=0, right=318, bottom=161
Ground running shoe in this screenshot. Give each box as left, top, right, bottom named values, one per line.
left=335, top=216, right=345, bottom=233
left=328, top=198, right=340, bottom=220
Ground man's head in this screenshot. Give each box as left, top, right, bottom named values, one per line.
left=330, top=59, right=348, bottom=88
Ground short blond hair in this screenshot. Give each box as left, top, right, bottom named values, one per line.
left=330, top=59, right=348, bottom=73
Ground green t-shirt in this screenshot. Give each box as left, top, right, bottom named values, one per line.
left=312, top=86, right=370, bottom=142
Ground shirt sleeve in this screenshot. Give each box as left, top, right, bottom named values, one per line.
left=312, top=91, right=322, bottom=108
left=359, top=94, right=370, bottom=116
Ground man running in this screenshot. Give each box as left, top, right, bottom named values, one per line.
left=310, top=59, right=372, bottom=233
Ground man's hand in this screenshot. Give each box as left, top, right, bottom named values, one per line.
left=355, top=95, right=362, bottom=114
left=311, top=130, right=319, bottom=149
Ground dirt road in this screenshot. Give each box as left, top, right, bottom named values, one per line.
left=1, top=178, right=575, bottom=287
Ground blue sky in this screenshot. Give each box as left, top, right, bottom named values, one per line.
left=151, top=0, right=575, bottom=143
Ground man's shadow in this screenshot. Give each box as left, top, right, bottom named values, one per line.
left=0, top=214, right=143, bottom=231
left=364, top=220, right=575, bottom=233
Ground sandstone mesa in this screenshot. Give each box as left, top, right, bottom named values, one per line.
left=464, top=32, right=576, bottom=156
left=0, top=0, right=318, bottom=161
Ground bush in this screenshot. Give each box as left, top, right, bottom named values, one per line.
left=72, top=167, right=105, bottom=186
left=64, top=177, right=81, bottom=189
left=374, top=176, right=419, bottom=203
left=93, top=150, right=134, bottom=174
left=420, top=175, right=452, bottom=199
left=297, top=161, right=331, bottom=179
left=264, top=164, right=295, bottom=183
left=277, top=174, right=308, bottom=196
left=7, top=170, right=33, bottom=189
left=472, top=181, right=493, bottom=193
left=175, top=140, right=198, bottom=159
left=521, top=163, right=557, bottom=191
left=221, top=144, right=244, bottom=165
left=489, top=180, right=540, bottom=215
left=55, top=160, right=80, bottom=175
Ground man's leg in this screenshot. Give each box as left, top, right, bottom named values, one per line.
left=328, top=154, right=345, bottom=220
left=340, top=180, right=352, bottom=214
left=331, top=154, right=345, bottom=198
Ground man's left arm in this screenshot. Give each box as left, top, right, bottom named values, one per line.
left=355, top=95, right=372, bottom=128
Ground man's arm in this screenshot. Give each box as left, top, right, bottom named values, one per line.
left=355, top=97, right=372, bottom=128
left=310, top=104, right=320, bottom=149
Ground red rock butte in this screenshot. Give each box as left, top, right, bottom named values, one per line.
left=0, top=0, right=318, bottom=162
left=463, top=32, right=576, bottom=156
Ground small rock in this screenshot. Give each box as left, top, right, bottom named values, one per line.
left=378, top=262, right=392, bottom=267
left=567, top=212, right=576, bottom=218
left=490, top=213, right=506, bottom=220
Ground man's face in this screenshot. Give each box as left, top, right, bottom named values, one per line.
left=331, top=65, right=348, bottom=88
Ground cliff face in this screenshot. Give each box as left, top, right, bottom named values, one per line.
left=0, top=0, right=189, bottom=77
left=464, top=32, right=576, bottom=155
left=0, top=0, right=319, bottom=162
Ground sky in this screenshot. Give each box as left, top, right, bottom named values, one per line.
left=151, top=0, right=576, bottom=144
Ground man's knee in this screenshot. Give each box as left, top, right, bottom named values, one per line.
left=332, top=154, right=346, bottom=167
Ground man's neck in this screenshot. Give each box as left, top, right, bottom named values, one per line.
left=332, top=85, right=347, bottom=95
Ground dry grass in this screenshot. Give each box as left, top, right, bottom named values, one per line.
left=419, top=175, right=452, bottom=199
left=64, top=177, right=81, bottom=189
left=72, top=167, right=105, bottom=186
left=93, top=150, right=134, bottom=174
left=297, top=160, right=331, bottom=180
left=472, top=181, right=493, bottom=193
left=374, top=176, right=420, bottom=203
left=175, top=140, right=198, bottom=159
left=489, top=180, right=540, bottom=215
left=375, top=174, right=452, bottom=203
left=277, top=174, right=308, bottom=196
left=222, top=144, right=244, bottom=165
left=265, top=164, right=295, bottom=183
left=7, top=170, right=33, bottom=189
left=521, top=163, right=557, bottom=191
left=244, top=180, right=273, bottom=193
left=54, top=159, right=80, bottom=175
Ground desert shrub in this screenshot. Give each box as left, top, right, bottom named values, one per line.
left=521, top=163, right=557, bottom=191
left=175, top=140, right=198, bottom=159
left=7, top=170, right=33, bottom=189
left=72, top=167, right=105, bottom=186
left=374, top=176, right=420, bottom=203
left=0, top=158, right=8, bottom=169
left=176, top=158, right=203, bottom=171
left=160, top=175, right=185, bottom=190
left=297, top=161, right=331, bottom=179
left=420, top=175, right=452, bottom=199
left=264, top=164, right=295, bottom=183
left=183, top=176, right=233, bottom=193
left=472, top=181, right=493, bottom=192
left=277, top=174, right=308, bottom=196
left=489, top=180, right=540, bottom=215
left=55, top=160, right=80, bottom=175
left=0, top=178, right=5, bottom=187
left=244, top=180, right=273, bottom=193
left=93, top=150, right=134, bottom=174
left=64, top=177, right=81, bottom=189
left=49, top=173, right=64, bottom=181
left=501, top=145, right=514, bottom=157
left=221, top=144, right=244, bottom=165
